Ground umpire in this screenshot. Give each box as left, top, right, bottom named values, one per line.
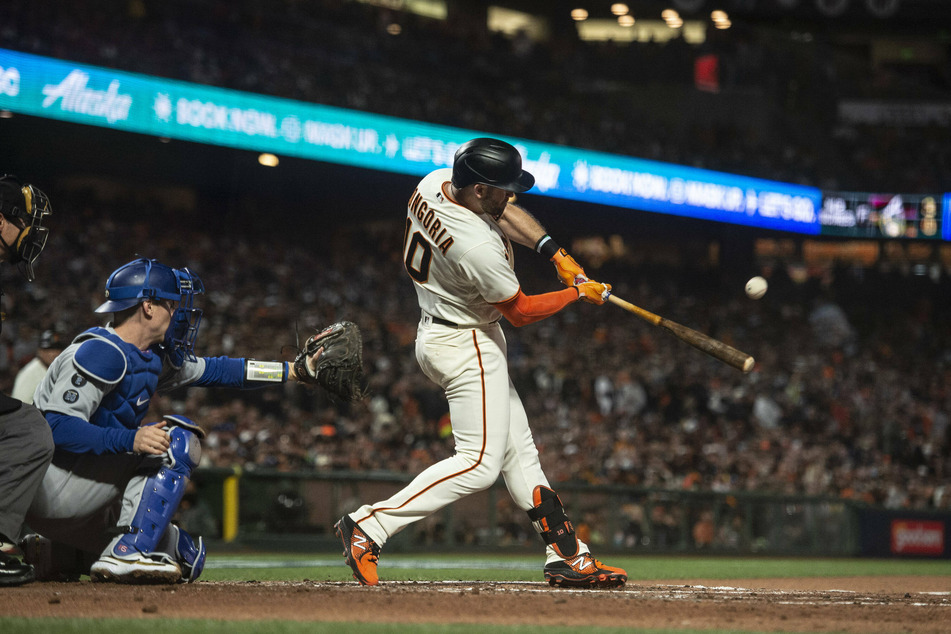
left=0, top=174, right=53, bottom=586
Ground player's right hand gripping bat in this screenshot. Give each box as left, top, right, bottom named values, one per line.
left=606, top=294, right=754, bottom=373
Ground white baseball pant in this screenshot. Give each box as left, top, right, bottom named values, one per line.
left=350, top=319, right=588, bottom=564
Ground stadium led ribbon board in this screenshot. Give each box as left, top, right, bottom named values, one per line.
left=0, top=46, right=847, bottom=235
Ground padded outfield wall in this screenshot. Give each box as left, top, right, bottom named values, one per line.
left=185, top=468, right=949, bottom=559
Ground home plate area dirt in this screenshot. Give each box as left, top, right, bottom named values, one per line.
left=4, top=576, right=949, bottom=632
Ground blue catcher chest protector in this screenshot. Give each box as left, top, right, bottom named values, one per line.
left=109, top=415, right=206, bottom=581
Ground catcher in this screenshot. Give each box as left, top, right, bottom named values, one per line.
left=23, top=257, right=365, bottom=584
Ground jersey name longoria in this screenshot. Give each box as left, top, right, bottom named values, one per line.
left=403, top=168, right=520, bottom=326
left=408, top=188, right=454, bottom=256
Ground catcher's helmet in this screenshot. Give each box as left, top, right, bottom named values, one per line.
left=451, top=138, right=535, bottom=193
left=95, top=257, right=183, bottom=314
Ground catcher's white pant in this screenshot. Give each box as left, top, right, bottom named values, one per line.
left=351, top=318, right=589, bottom=564
left=26, top=451, right=181, bottom=561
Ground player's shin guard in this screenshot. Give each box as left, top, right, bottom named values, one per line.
left=526, top=485, right=579, bottom=558
left=112, top=425, right=201, bottom=560
left=168, top=524, right=205, bottom=582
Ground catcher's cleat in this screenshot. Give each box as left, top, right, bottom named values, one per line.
left=334, top=515, right=380, bottom=586
left=89, top=554, right=182, bottom=585
left=544, top=552, right=627, bottom=589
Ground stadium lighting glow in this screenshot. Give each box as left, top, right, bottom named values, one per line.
left=386, top=23, right=402, bottom=35
left=571, top=8, right=589, bottom=21
left=662, top=8, right=683, bottom=28
left=618, top=15, right=635, bottom=27
left=711, top=10, right=730, bottom=28
left=258, top=153, right=279, bottom=167
left=611, top=3, right=629, bottom=15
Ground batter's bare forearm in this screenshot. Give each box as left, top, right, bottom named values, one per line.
left=497, top=203, right=547, bottom=249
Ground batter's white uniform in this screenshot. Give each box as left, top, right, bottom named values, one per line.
left=349, top=168, right=589, bottom=563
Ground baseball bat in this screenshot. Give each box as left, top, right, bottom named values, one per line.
left=607, top=294, right=755, bottom=373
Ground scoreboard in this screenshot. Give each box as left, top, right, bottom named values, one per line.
left=819, top=192, right=946, bottom=240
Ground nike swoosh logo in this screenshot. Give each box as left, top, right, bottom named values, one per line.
left=137, top=396, right=150, bottom=407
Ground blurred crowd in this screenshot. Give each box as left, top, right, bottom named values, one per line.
left=1, top=189, right=948, bottom=514
left=3, top=0, right=950, bottom=192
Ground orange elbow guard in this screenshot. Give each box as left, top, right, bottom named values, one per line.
left=493, top=287, right=578, bottom=327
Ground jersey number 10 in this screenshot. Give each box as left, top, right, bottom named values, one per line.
left=403, top=218, right=432, bottom=283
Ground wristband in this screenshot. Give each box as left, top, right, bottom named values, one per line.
left=245, top=360, right=287, bottom=383
left=535, top=235, right=561, bottom=259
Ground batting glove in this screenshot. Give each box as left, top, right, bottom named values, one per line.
left=575, top=280, right=612, bottom=305
left=551, top=248, right=588, bottom=286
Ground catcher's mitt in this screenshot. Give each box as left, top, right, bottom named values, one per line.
left=294, top=321, right=367, bottom=402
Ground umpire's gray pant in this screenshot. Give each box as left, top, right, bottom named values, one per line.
left=0, top=404, right=54, bottom=541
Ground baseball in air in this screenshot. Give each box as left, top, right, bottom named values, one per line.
left=745, top=276, right=768, bottom=299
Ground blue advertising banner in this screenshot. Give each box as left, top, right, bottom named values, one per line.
left=0, top=48, right=825, bottom=233
left=944, top=194, right=951, bottom=241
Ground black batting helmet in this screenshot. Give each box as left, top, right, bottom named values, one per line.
left=451, top=138, right=535, bottom=193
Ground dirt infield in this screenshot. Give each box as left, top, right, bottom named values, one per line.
left=3, top=576, right=949, bottom=632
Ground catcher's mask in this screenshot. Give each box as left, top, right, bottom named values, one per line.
left=0, top=175, right=52, bottom=282
left=164, top=266, right=204, bottom=368
left=451, top=137, right=535, bottom=193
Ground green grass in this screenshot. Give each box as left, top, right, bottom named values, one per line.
left=198, top=552, right=951, bottom=582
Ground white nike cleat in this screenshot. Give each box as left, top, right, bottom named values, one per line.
left=90, top=554, right=181, bottom=584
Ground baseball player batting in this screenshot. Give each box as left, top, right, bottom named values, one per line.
left=336, top=137, right=626, bottom=588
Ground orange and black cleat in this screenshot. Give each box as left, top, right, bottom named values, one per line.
left=334, top=515, right=381, bottom=586
left=544, top=552, right=627, bottom=589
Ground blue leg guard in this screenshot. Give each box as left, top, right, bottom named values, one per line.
left=112, top=424, right=201, bottom=560
left=169, top=524, right=206, bottom=582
